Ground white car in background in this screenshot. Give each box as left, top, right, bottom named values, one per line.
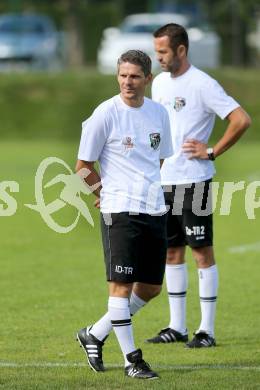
left=97, top=13, right=220, bottom=74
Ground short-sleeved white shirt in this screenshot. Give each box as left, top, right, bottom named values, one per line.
left=78, top=94, right=173, bottom=214
left=152, top=65, right=240, bottom=185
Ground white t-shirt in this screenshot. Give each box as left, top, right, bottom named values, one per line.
left=78, top=94, right=173, bottom=214
left=152, top=65, right=240, bottom=185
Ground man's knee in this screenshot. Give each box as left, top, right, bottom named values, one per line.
left=133, top=282, right=162, bottom=302
left=166, top=246, right=186, bottom=264
left=192, top=246, right=215, bottom=268
left=109, top=282, right=132, bottom=297
left=149, top=284, right=162, bottom=299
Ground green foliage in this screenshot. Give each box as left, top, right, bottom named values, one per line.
left=0, top=0, right=66, bottom=28
left=202, top=0, right=258, bottom=65
left=0, top=1, right=123, bottom=64
left=0, top=68, right=258, bottom=142
left=0, top=70, right=118, bottom=140
left=1, top=0, right=260, bottom=66
left=78, top=2, right=122, bottom=63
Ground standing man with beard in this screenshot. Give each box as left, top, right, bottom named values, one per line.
left=146, top=24, right=251, bottom=348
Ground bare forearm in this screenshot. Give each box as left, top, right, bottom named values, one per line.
left=75, top=160, right=102, bottom=198
left=182, top=107, right=251, bottom=160
left=213, top=108, right=251, bottom=158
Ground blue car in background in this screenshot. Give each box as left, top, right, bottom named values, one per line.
left=0, top=13, right=61, bottom=71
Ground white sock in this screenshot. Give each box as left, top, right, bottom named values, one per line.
left=166, top=263, right=188, bottom=334
left=129, top=291, right=146, bottom=316
left=197, top=264, right=218, bottom=337
left=108, top=296, right=136, bottom=366
left=90, top=292, right=146, bottom=342
left=89, top=312, right=111, bottom=342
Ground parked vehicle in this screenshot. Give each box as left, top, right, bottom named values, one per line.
left=0, top=13, right=61, bottom=71
left=97, top=13, right=220, bottom=73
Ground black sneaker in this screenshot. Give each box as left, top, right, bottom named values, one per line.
left=186, top=331, right=216, bottom=348
left=146, top=327, right=188, bottom=344
left=125, top=349, right=159, bottom=379
left=76, top=326, right=105, bottom=372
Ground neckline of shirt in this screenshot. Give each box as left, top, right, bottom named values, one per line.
left=168, top=64, right=194, bottom=82
left=116, top=94, right=146, bottom=111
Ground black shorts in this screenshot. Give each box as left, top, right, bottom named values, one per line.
left=164, top=179, right=213, bottom=248
left=101, top=212, right=167, bottom=284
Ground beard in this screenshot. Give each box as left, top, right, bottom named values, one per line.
left=169, top=57, right=181, bottom=74
left=160, top=56, right=181, bottom=75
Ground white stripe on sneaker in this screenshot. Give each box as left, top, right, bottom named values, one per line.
left=201, top=340, right=210, bottom=347
left=164, top=334, right=171, bottom=342
left=161, top=335, right=168, bottom=342
left=169, top=333, right=176, bottom=342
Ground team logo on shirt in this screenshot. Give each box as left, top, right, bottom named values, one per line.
left=149, top=133, right=161, bottom=150
left=174, top=97, right=186, bottom=112
left=122, top=136, right=134, bottom=150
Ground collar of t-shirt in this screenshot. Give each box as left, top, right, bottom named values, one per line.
left=117, top=93, right=146, bottom=111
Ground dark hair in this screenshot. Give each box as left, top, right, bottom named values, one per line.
left=117, top=50, right=152, bottom=76
left=153, top=23, right=189, bottom=54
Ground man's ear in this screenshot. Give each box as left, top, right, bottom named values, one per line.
left=177, top=45, right=186, bottom=58
left=145, top=73, right=153, bottom=84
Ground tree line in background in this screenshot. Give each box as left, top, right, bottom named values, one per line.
left=1, top=0, right=260, bottom=67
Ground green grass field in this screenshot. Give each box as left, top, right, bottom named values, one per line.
left=0, top=69, right=260, bottom=389
left=0, top=139, right=260, bottom=389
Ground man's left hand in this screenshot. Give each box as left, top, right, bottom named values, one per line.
left=182, top=139, right=208, bottom=160
left=94, top=198, right=100, bottom=208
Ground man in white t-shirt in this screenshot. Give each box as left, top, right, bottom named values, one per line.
left=75, top=50, right=173, bottom=378
left=146, top=24, right=251, bottom=348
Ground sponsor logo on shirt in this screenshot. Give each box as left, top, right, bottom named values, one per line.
left=149, top=133, right=161, bottom=150
left=174, top=97, right=186, bottom=112
left=122, top=136, right=134, bottom=150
